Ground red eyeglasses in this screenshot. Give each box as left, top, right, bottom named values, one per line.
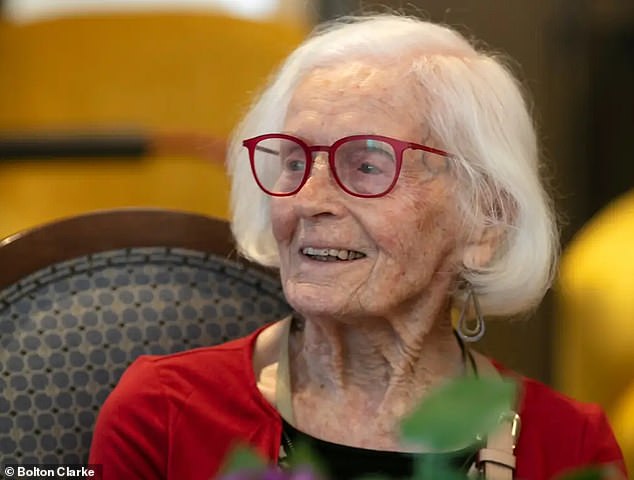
left=242, top=133, right=453, bottom=198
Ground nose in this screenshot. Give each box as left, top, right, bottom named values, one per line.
left=292, top=153, right=346, bottom=218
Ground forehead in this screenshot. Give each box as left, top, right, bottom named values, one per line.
left=285, top=61, right=426, bottom=141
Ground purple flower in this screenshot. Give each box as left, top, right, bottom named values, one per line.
left=262, top=468, right=291, bottom=480
left=289, top=467, right=324, bottom=480
left=218, top=466, right=323, bottom=480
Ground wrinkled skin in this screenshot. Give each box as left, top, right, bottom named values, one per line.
left=262, top=60, right=491, bottom=450
left=274, top=61, right=465, bottom=324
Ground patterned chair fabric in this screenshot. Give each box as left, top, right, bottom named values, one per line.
left=0, top=246, right=291, bottom=465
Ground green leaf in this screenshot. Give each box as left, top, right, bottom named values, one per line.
left=401, top=376, right=516, bottom=450
left=220, top=444, right=267, bottom=473
left=555, top=466, right=614, bottom=480
left=411, top=456, right=468, bottom=480
left=286, top=439, right=328, bottom=478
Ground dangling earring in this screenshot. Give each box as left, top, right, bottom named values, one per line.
left=457, top=281, right=486, bottom=342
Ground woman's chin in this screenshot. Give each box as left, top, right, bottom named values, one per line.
left=283, top=281, right=354, bottom=319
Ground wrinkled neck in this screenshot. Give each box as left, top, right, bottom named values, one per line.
left=288, top=292, right=464, bottom=418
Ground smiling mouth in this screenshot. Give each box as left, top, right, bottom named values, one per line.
left=301, top=247, right=366, bottom=262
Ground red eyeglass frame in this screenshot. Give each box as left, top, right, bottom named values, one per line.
left=242, top=133, right=454, bottom=198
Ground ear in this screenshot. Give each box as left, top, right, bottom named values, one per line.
left=461, top=189, right=515, bottom=270
left=462, top=224, right=506, bottom=270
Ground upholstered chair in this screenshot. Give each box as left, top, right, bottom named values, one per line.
left=0, top=208, right=291, bottom=465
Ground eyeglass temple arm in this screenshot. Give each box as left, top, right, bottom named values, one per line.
left=254, top=145, right=279, bottom=155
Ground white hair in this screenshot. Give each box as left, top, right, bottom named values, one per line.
left=226, top=15, right=559, bottom=317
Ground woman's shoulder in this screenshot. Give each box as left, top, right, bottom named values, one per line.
left=91, top=323, right=277, bottom=430
left=494, top=363, right=626, bottom=477
left=490, top=359, right=603, bottom=420
left=134, top=326, right=261, bottom=373
left=90, top=324, right=283, bottom=478
left=116, top=323, right=272, bottom=401
left=516, top=372, right=610, bottom=434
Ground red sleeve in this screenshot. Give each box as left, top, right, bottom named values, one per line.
left=89, top=357, right=168, bottom=480
left=580, top=408, right=628, bottom=478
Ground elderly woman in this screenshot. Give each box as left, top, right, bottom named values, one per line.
left=90, top=15, right=626, bottom=480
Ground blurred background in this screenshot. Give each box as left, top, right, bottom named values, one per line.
left=0, top=0, right=632, bottom=468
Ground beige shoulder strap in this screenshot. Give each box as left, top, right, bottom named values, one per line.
left=471, top=350, right=521, bottom=480
left=275, top=315, right=295, bottom=424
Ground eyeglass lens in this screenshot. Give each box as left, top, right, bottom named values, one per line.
left=252, top=137, right=398, bottom=196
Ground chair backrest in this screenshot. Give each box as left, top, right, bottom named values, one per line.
left=0, top=208, right=291, bottom=465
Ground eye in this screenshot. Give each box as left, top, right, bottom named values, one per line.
left=358, top=162, right=382, bottom=174
left=280, top=145, right=306, bottom=172
left=284, top=158, right=306, bottom=172
left=353, top=143, right=394, bottom=175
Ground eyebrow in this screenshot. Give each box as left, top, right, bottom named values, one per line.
left=280, top=132, right=384, bottom=144
left=280, top=131, right=306, bottom=140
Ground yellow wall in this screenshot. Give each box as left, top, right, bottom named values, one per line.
left=0, top=13, right=307, bottom=236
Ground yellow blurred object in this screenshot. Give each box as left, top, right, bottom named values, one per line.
left=612, top=383, right=634, bottom=468
left=556, top=190, right=634, bottom=472
left=0, top=12, right=307, bottom=237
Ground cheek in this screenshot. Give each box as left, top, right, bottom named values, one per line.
left=270, top=199, right=294, bottom=246
left=372, top=191, right=461, bottom=276
left=378, top=191, right=434, bottom=249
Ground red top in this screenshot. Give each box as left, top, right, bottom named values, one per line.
left=89, top=325, right=627, bottom=480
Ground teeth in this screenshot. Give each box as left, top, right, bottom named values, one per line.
left=301, top=247, right=365, bottom=261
